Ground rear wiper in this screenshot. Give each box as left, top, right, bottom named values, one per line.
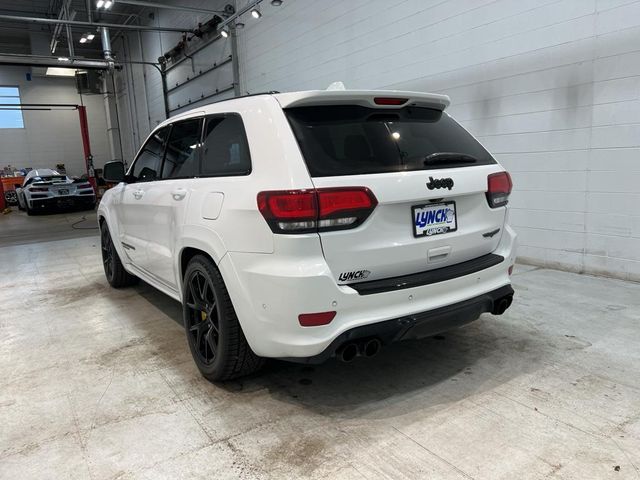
left=423, top=152, right=478, bottom=165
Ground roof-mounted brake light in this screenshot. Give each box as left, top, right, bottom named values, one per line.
left=373, top=97, right=408, bottom=106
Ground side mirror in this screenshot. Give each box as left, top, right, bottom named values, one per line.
left=103, top=161, right=125, bottom=183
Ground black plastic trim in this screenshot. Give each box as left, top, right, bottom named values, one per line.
left=349, top=253, right=505, bottom=295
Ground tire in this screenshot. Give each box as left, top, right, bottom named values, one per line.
left=182, top=255, right=264, bottom=382
left=100, top=222, right=138, bottom=288
left=26, top=202, right=35, bottom=216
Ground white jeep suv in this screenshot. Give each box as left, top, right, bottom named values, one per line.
left=99, top=90, right=517, bottom=381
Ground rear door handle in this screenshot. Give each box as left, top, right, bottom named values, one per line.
left=133, top=190, right=144, bottom=200
left=171, top=188, right=187, bottom=201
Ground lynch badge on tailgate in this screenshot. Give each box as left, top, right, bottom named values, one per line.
left=339, top=270, right=371, bottom=282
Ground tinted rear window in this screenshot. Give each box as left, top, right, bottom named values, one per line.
left=285, top=105, right=495, bottom=177
left=28, top=175, right=67, bottom=185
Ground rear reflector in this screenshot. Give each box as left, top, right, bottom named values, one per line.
left=486, top=171, right=513, bottom=208
left=298, top=311, right=336, bottom=327
left=374, top=97, right=408, bottom=106
left=257, top=187, right=377, bottom=234
left=508, top=265, right=514, bottom=275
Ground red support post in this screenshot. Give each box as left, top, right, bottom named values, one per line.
left=77, top=105, right=97, bottom=190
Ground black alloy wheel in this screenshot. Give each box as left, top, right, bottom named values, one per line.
left=100, top=222, right=138, bottom=288
left=101, top=225, right=114, bottom=280
left=184, top=270, right=221, bottom=366
left=182, top=255, right=264, bottom=381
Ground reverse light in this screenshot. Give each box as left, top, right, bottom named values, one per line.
left=257, top=187, right=377, bottom=234
left=298, top=311, right=336, bottom=327
left=486, top=171, right=512, bottom=208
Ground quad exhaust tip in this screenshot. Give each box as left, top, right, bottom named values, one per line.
left=492, top=295, right=513, bottom=315
left=362, top=338, right=381, bottom=358
left=337, top=338, right=382, bottom=362
left=337, top=342, right=359, bottom=362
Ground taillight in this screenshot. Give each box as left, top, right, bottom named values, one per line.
left=486, top=171, right=512, bottom=208
left=76, top=183, right=93, bottom=190
left=29, top=186, right=49, bottom=192
left=257, top=187, right=377, bottom=234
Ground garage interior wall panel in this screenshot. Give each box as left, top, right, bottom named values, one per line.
left=0, top=66, right=110, bottom=176
left=234, top=0, right=640, bottom=281
left=112, top=0, right=232, bottom=162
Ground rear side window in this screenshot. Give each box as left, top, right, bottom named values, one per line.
left=285, top=105, right=496, bottom=177
left=162, top=118, right=202, bottom=179
left=131, top=126, right=170, bottom=182
left=201, top=114, right=251, bottom=176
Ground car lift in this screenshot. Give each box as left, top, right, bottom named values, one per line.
left=0, top=103, right=96, bottom=189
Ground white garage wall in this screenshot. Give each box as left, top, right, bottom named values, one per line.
left=236, top=0, right=640, bottom=282
left=112, top=0, right=232, bottom=163
left=0, top=66, right=111, bottom=177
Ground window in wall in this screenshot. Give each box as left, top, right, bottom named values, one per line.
left=201, top=114, right=251, bottom=176
left=0, top=86, right=24, bottom=129
left=161, top=118, right=202, bottom=179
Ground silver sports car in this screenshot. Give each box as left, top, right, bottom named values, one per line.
left=16, top=169, right=95, bottom=215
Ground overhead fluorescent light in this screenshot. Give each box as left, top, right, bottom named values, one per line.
left=220, top=27, right=229, bottom=38
left=104, top=0, right=113, bottom=9
left=79, top=37, right=88, bottom=43
left=96, top=0, right=104, bottom=7
left=250, top=7, right=261, bottom=18
left=86, top=33, right=95, bottom=40
left=46, top=67, right=77, bottom=77
left=58, top=57, right=70, bottom=62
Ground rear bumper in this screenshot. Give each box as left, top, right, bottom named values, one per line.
left=31, top=194, right=95, bottom=210
left=281, top=284, right=513, bottom=363
left=220, top=225, right=517, bottom=359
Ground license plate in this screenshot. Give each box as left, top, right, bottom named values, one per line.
left=412, top=202, right=457, bottom=237
left=58, top=189, right=69, bottom=195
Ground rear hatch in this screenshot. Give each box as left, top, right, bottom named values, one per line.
left=282, top=94, right=510, bottom=285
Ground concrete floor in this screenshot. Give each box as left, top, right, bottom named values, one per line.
left=0, top=208, right=98, bottom=248
left=1, top=212, right=640, bottom=479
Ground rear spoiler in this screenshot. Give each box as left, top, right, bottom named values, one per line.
left=274, top=90, right=450, bottom=111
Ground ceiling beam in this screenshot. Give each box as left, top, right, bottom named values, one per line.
left=0, top=52, right=115, bottom=69
left=113, top=0, right=224, bottom=15
left=0, top=13, right=192, bottom=33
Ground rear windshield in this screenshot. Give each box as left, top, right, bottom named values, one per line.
left=285, top=105, right=496, bottom=177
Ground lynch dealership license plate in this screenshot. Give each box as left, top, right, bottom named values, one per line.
left=412, top=202, right=457, bottom=237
